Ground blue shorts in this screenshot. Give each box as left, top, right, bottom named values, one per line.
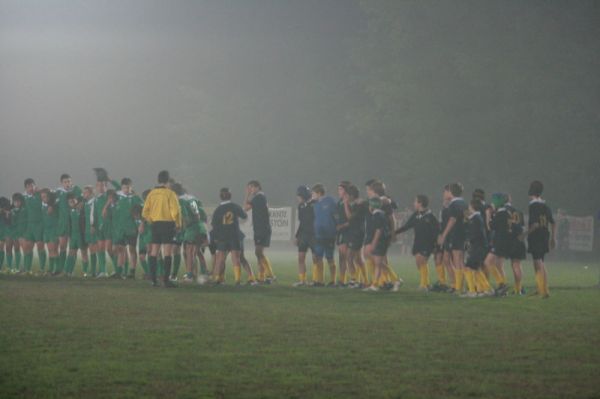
left=314, top=238, right=335, bottom=260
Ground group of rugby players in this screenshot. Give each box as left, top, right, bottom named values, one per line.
left=0, top=169, right=555, bottom=297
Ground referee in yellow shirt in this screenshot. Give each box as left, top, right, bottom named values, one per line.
left=142, top=170, right=182, bottom=287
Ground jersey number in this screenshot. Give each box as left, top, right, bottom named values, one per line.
left=223, top=211, right=234, bottom=225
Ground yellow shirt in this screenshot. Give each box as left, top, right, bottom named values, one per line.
left=142, top=186, right=182, bottom=228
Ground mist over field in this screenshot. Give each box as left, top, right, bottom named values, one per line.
left=1, top=0, right=599, bottom=213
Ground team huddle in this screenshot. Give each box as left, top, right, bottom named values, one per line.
left=0, top=169, right=556, bottom=297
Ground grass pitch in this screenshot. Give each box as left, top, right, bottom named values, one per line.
left=1, top=251, right=599, bottom=399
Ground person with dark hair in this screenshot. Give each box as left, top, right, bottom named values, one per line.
left=344, top=184, right=369, bottom=288
left=311, top=184, right=338, bottom=286
left=362, top=197, right=392, bottom=292
left=244, top=180, right=274, bottom=283
left=142, top=171, right=181, bottom=288
left=10, top=193, right=26, bottom=273
left=488, top=193, right=512, bottom=296
left=63, top=193, right=87, bottom=277
left=0, top=197, right=10, bottom=272
left=55, top=174, right=82, bottom=274
left=40, top=189, right=59, bottom=275
left=462, top=199, right=493, bottom=298
left=438, top=183, right=468, bottom=294
left=525, top=180, right=555, bottom=298
left=293, top=185, right=315, bottom=287
left=93, top=171, right=120, bottom=279
left=112, top=178, right=143, bottom=279
left=81, top=186, right=97, bottom=277
left=211, top=188, right=248, bottom=285
left=435, top=187, right=454, bottom=291
left=335, top=181, right=352, bottom=286
left=22, top=178, right=45, bottom=274
left=505, top=194, right=527, bottom=295
left=396, top=195, right=441, bottom=291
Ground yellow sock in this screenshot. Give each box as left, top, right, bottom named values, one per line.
left=264, top=257, right=274, bottom=278
left=419, top=264, right=430, bottom=288
left=464, top=269, right=476, bottom=293
left=490, top=266, right=503, bottom=285
left=514, top=280, right=522, bottom=294
left=329, top=262, right=337, bottom=284
left=476, top=270, right=492, bottom=292
left=299, top=272, right=306, bottom=283
left=454, top=268, right=464, bottom=291
left=366, top=259, right=375, bottom=285
left=435, top=263, right=446, bottom=285
left=311, top=263, right=318, bottom=283
left=386, top=264, right=399, bottom=282
left=233, top=265, right=241, bottom=283
left=535, top=270, right=544, bottom=295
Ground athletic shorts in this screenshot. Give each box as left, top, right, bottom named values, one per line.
left=371, top=239, right=390, bottom=257
left=254, top=230, right=271, bottom=247
left=151, top=221, right=176, bottom=245
left=509, top=240, right=527, bottom=261
left=216, top=239, right=242, bottom=252
left=448, top=235, right=465, bottom=252
left=466, top=246, right=487, bottom=270
left=97, top=222, right=112, bottom=241
left=412, top=245, right=434, bottom=258
left=297, top=236, right=315, bottom=253
left=183, top=225, right=203, bottom=245
left=23, top=223, right=43, bottom=242
left=69, top=234, right=87, bottom=251
left=491, top=241, right=512, bottom=259
left=346, top=231, right=364, bottom=251
left=113, top=230, right=138, bottom=247
left=314, top=238, right=335, bottom=260
left=85, top=230, right=98, bottom=245
left=336, top=229, right=351, bottom=246
left=43, top=228, right=59, bottom=244
left=57, top=217, right=70, bottom=237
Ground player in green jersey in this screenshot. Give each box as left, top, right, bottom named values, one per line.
left=63, top=193, right=88, bottom=277
left=12, top=193, right=27, bottom=273
left=40, top=189, right=60, bottom=275
left=82, top=186, right=98, bottom=277
left=22, top=178, right=46, bottom=274
left=56, top=174, right=82, bottom=273
left=112, top=178, right=143, bottom=279
left=93, top=175, right=120, bottom=278
left=0, top=197, right=10, bottom=273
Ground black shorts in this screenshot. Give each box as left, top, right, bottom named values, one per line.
left=254, top=230, right=271, bottom=247
left=528, top=235, right=549, bottom=261
left=412, top=245, right=434, bottom=258
left=297, top=236, right=315, bottom=253
left=151, top=221, right=176, bottom=245
left=347, top=233, right=365, bottom=251
left=372, top=239, right=390, bottom=257
left=448, top=235, right=466, bottom=252
left=510, top=240, right=526, bottom=261
left=216, top=239, right=242, bottom=252
left=466, top=246, right=487, bottom=270
left=114, top=234, right=138, bottom=247
left=491, top=239, right=512, bottom=259
left=336, top=229, right=351, bottom=246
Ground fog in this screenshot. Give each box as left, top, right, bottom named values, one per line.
left=1, top=0, right=599, bottom=213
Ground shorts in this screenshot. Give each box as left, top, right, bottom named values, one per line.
left=23, top=223, right=43, bottom=242
left=466, top=246, right=487, bottom=270
left=97, top=222, right=112, bottom=241
left=254, top=230, right=271, bottom=247
left=336, top=229, right=351, bottom=246
left=314, top=238, right=335, bottom=260
left=448, top=234, right=466, bottom=252
left=412, top=245, right=434, bottom=258
left=151, top=221, right=176, bottom=245
left=297, top=236, right=315, bottom=253
left=346, top=231, right=365, bottom=251
left=69, top=234, right=87, bottom=251
left=371, top=239, right=390, bottom=257
left=509, top=240, right=526, bottom=261
left=43, top=228, right=59, bottom=244
left=113, top=230, right=138, bottom=247
left=216, top=239, right=242, bottom=252
left=57, top=216, right=70, bottom=237
left=528, top=234, right=549, bottom=261
left=183, top=225, right=203, bottom=245
left=491, top=238, right=512, bottom=259
left=85, top=229, right=98, bottom=245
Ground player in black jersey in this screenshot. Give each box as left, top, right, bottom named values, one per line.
left=335, top=181, right=352, bottom=286
left=438, top=183, right=468, bottom=294
left=344, top=184, right=368, bottom=288
left=435, top=194, right=453, bottom=291
left=212, top=188, right=247, bottom=285
left=396, top=195, right=440, bottom=291
left=463, top=199, right=493, bottom=297
left=293, top=186, right=315, bottom=287
left=244, top=180, right=274, bottom=283
left=525, top=181, right=555, bottom=298
left=505, top=195, right=527, bottom=295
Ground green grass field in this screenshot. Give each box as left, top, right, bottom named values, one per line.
left=1, top=251, right=599, bottom=399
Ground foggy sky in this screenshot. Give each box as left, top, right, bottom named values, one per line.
left=1, top=0, right=598, bottom=211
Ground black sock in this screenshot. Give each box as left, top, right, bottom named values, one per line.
left=163, top=256, right=172, bottom=281
left=149, top=256, right=157, bottom=284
